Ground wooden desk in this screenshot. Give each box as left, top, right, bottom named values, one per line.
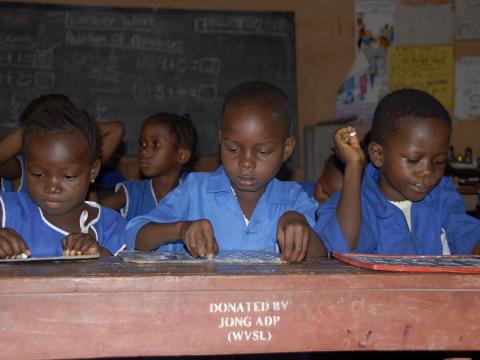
left=1, top=257, right=479, bottom=359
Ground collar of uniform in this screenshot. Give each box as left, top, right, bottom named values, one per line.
left=364, top=163, right=438, bottom=219
left=206, top=166, right=289, bottom=205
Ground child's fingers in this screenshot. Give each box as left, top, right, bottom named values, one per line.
left=292, top=230, right=309, bottom=262
left=184, top=232, right=198, bottom=257
left=204, top=235, right=217, bottom=260
left=0, top=229, right=29, bottom=258
left=276, top=226, right=285, bottom=258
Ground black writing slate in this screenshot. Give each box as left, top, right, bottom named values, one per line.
left=0, top=2, right=297, bottom=157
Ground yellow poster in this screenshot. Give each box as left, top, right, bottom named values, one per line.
left=389, top=45, right=454, bottom=111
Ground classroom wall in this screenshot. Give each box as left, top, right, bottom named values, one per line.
left=4, top=0, right=479, bottom=179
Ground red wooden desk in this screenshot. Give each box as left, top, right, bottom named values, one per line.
left=0, top=256, right=479, bottom=359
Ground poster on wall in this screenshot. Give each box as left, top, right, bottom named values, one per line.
left=455, top=57, right=480, bottom=119
left=389, top=45, right=454, bottom=112
left=336, top=0, right=394, bottom=124
left=455, top=0, right=480, bottom=40
left=395, top=2, right=453, bottom=45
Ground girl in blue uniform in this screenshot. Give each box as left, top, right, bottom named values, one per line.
left=98, top=113, right=196, bottom=251
left=0, top=103, right=128, bottom=258
left=0, top=94, right=124, bottom=193
left=315, top=89, right=480, bottom=255
left=99, top=113, right=196, bottom=220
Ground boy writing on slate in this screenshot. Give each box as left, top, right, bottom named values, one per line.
left=126, top=81, right=326, bottom=261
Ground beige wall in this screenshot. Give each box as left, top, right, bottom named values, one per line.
left=6, top=0, right=480, bottom=178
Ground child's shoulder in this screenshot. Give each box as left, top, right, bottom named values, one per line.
left=269, top=178, right=314, bottom=202
left=0, top=191, right=33, bottom=208
left=85, top=201, right=127, bottom=227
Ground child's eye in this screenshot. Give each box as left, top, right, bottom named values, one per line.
left=153, top=141, right=162, bottom=148
left=64, top=175, right=77, bottom=181
left=29, top=172, right=43, bottom=178
left=257, top=149, right=271, bottom=156
left=405, top=158, right=420, bottom=164
left=226, top=145, right=239, bottom=153
left=433, top=159, right=446, bottom=166
left=138, top=141, right=146, bottom=148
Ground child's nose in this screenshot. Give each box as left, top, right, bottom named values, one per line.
left=44, top=177, right=62, bottom=193
left=419, top=160, right=434, bottom=178
left=240, top=151, right=256, bottom=169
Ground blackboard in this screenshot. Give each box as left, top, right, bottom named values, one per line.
left=0, top=2, right=297, bottom=157
left=333, top=252, right=480, bottom=273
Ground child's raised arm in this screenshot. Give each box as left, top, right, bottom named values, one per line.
left=334, top=127, right=365, bottom=250
left=0, top=127, right=23, bottom=181
left=98, top=120, right=125, bottom=161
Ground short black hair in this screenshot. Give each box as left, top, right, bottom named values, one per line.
left=370, top=88, right=451, bottom=146
left=146, top=112, right=198, bottom=165
left=20, top=94, right=76, bottom=125
left=23, top=105, right=101, bottom=162
left=221, top=81, right=290, bottom=134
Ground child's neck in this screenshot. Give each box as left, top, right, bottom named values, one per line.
left=41, top=202, right=93, bottom=234
left=233, top=187, right=265, bottom=220
left=151, top=171, right=182, bottom=202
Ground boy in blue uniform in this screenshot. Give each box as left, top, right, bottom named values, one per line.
left=315, top=89, right=480, bottom=255
left=126, top=81, right=326, bottom=261
left=0, top=103, right=128, bottom=258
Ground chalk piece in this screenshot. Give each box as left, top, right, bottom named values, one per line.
left=349, top=131, right=357, bottom=137
left=19, top=253, right=28, bottom=259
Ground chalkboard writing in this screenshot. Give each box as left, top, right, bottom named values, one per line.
left=0, top=2, right=297, bottom=157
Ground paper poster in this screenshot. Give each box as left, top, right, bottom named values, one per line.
left=396, top=3, right=453, bottom=45
left=336, top=0, right=394, bottom=124
left=355, top=0, right=395, bottom=52
left=455, top=0, right=480, bottom=40
left=389, top=45, right=454, bottom=111
left=455, top=57, right=480, bottom=119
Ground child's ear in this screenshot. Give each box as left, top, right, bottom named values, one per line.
left=368, top=141, right=384, bottom=167
left=89, top=158, right=102, bottom=183
left=177, top=148, right=191, bottom=165
left=282, top=136, right=296, bottom=161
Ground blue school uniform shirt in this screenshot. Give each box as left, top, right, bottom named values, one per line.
left=314, top=163, right=480, bottom=255
left=0, top=192, right=130, bottom=257
left=125, top=166, right=318, bottom=251
left=116, top=172, right=189, bottom=221
left=117, top=174, right=188, bottom=251
left=0, top=155, right=26, bottom=193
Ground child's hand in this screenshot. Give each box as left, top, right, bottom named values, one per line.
left=334, top=126, right=365, bottom=166
left=62, top=233, right=101, bottom=256
left=0, top=228, right=31, bottom=259
left=277, top=212, right=310, bottom=263
left=180, top=220, right=218, bottom=259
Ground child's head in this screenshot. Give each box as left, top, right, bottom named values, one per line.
left=219, top=81, right=295, bottom=195
left=368, top=88, right=451, bottom=202
left=22, top=105, right=102, bottom=217
left=20, top=94, right=76, bottom=125
left=315, top=154, right=345, bottom=203
left=138, top=112, right=197, bottom=178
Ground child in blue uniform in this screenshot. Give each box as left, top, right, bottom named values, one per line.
left=99, top=112, right=196, bottom=251
left=0, top=94, right=124, bottom=193
left=0, top=103, right=128, bottom=258
left=126, top=81, right=326, bottom=261
left=99, top=112, right=196, bottom=221
left=315, top=89, right=480, bottom=255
